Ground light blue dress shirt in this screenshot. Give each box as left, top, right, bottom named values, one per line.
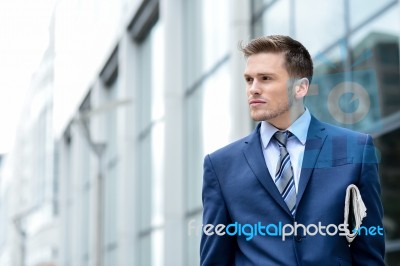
left=260, top=108, right=311, bottom=192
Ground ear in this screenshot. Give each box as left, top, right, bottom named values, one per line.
left=294, top=78, right=309, bottom=99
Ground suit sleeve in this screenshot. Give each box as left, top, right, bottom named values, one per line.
left=200, top=154, right=237, bottom=266
left=350, top=134, right=385, bottom=265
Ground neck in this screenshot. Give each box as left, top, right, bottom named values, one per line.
left=267, top=105, right=305, bottom=130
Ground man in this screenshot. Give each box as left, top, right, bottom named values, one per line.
left=200, top=35, right=385, bottom=265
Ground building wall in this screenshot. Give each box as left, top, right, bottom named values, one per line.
left=0, top=12, right=58, bottom=266
left=56, top=0, right=252, bottom=265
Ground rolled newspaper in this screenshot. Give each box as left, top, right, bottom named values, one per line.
left=344, top=184, right=367, bottom=245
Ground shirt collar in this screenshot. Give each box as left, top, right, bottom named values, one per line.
left=260, top=108, right=311, bottom=148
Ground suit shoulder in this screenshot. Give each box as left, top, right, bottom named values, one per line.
left=317, top=121, right=375, bottom=152
left=320, top=121, right=369, bottom=139
left=207, top=134, right=251, bottom=160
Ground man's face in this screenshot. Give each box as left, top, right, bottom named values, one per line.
left=244, top=52, right=295, bottom=122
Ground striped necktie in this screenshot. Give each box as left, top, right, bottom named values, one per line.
left=274, top=131, right=296, bottom=216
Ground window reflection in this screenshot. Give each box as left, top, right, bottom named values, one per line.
left=184, top=0, right=232, bottom=217
left=185, top=87, right=204, bottom=213
left=137, top=21, right=165, bottom=266
left=306, top=4, right=400, bottom=132
left=350, top=5, right=400, bottom=47
left=375, top=127, right=400, bottom=265
left=184, top=61, right=232, bottom=213
left=306, top=35, right=388, bottom=132
left=251, top=0, right=400, bottom=263
left=350, top=0, right=396, bottom=28
left=202, top=0, right=230, bottom=71
left=202, top=64, right=232, bottom=155
left=295, top=0, right=345, bottom=56
left=252, top=0, right=276, bottom=15
left=151, top=121, right=164, bottom=226
left=138, top=22, right=165, bottom=230
left=253, top=0, right=290, bottom=37
left=183, top=59, right=232, bottom=265
left=349, top=5, right=400, bottom=122
left=305, top=45, right=348, bottom=126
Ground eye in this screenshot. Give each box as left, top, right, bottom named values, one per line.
left=262, top=76, right=271, bottom=81
left=245, top=77, right=253, bottom=84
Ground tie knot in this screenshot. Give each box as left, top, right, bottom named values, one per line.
left=274, top=131, right=291, bottom=146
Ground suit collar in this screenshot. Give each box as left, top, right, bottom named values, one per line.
left=243, top=115, right=327, bottom=217
left=243, top=123, right=293, bottom=216
left=260, top=108, right=311, bottom=148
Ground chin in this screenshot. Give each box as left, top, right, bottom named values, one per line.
left=251, top=117, right=264, bottom=122
left=251, top=112, right=272, bottom=122
left=252, top=102, right=294, bottom=121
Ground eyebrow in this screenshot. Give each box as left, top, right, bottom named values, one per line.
left=243, top=72, right=277, bottom=78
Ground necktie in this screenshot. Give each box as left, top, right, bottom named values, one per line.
left=274, top=131, right=296, bottom=216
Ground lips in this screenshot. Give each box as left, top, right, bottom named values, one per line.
left=249, top=99, right=266, bottom=105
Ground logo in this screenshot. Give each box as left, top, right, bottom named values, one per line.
left=188, top=220, right=384, bottom=241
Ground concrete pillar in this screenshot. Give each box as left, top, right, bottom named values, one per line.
left=229, top=0, right=252, bottom=140
left=89, top=80, right=107, bottom=266
left=58, top=137, right=70, bottom=266
left=69, top=122, right=86, bottom=266
left=116, top=34, right=140, bottom=266
left=160, top=0, right=185, bottom=265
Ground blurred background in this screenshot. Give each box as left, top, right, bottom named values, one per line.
left=0, top=0, right=399, bottom=265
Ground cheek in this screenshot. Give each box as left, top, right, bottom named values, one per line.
left=246, top=86, right=251, bottom=96
left=273, top=88, right=289, bottom=102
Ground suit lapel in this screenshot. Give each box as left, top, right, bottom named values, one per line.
left=242, top=124, right=292, bottom=216
left=242, top=117, right=328, bottom=216
left=296, top=116, right=327, bottom=207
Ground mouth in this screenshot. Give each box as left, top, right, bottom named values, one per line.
left=249, top=99, right=266, bottom=106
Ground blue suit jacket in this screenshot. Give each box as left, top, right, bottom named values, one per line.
left=200, top=116, right=385, bottom=266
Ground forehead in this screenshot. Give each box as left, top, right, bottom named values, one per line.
left=244, top=52, right=287, bottom=75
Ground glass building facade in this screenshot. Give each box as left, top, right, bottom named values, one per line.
left=251, top=1, right=400, bottom=265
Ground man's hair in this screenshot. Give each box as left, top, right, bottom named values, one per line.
left=239, top=35, right=313, bottom=83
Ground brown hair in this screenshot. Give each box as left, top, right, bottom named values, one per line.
left=239, top=35, right=313, bottom=83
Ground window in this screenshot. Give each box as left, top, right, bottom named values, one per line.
left=183, top=2, right=232, bottom=265
left=137, top=21, right=165, bottom=266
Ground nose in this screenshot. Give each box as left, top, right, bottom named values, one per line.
left=248, top=80, right=261, bottom=95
